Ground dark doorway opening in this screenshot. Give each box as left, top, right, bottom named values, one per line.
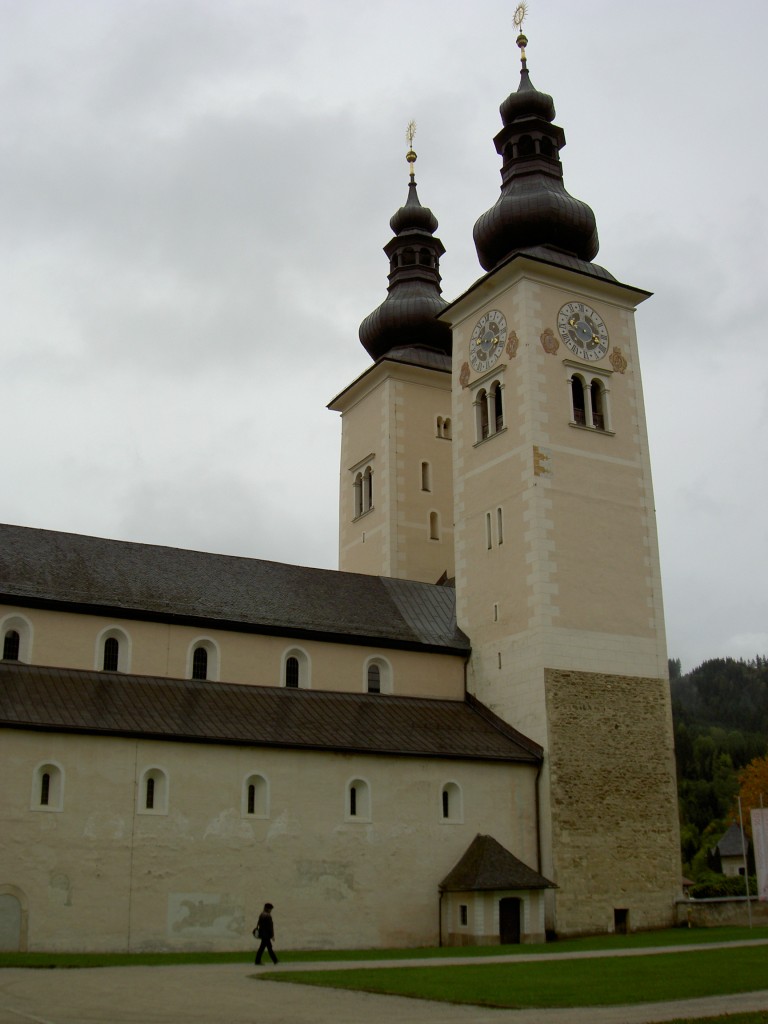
left=499, top=897, right=522, bottom=944
left=614, top=908, right=629, bottom=935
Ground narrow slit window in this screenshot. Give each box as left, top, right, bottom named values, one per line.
left=145, top=777, right=155, bottom=810
left=497, top=507, right=504, bottom=545
left=367, top=664, right=381, bottom=693
left=349, top=786, right=357, bottom=817
left=571, top=376, right=586, bottom=425
left=192, top=646, right=208, bottom=680
left=429, top=511, right=439, bottom=540
left=363, top=466, right=373, bottom=512
left=103, top=636, right=119, bottom=672
left=476, top=389, right=489, bottom=441
left=40, top=772, right=50, bottom=806
left=591, top=380, right=606, bottom=430
left=3, top=630, right=20, bottom=661
left=421, top=461, right=431, bottom=492
left=285, top=656, right=299, bottom=688
left=486, top=512, right=492, bottom=550
left=493, top=382, right=504, bottom=431
left=247, top=784, right=255, bottom=815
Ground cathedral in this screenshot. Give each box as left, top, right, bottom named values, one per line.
left=0, top=21, right=681, bottom=953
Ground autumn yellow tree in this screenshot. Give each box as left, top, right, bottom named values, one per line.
left=732, top=754, right=768, bottom=836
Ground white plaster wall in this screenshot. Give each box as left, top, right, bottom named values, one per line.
left=0, top=604, right=465, bottom=701
left=1, top=729, right=540, bottom=952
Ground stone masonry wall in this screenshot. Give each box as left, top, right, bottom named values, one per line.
left=545, top=668, right=681, bottom=936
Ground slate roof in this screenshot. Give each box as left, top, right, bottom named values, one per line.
left=0, top=524, right=468, bottom=655
left=440, top=834, right=555, bottom=892
left=715, top=823, right=745, bottom=858
left=0, top=662, right=542, bottom=763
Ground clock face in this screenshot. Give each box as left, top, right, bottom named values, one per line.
left=557, top=301, right=609, bottom=361
left=469, top=309, right=507, bottom=372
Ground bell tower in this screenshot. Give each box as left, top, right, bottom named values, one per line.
left=329, top=133, right=455, bottom=583
left=443, top=12, right=680, bottom=935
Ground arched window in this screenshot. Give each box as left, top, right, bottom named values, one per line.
left=3, top=630, right=20, bottom=661
left=418, top=247, right=433, bottom=267
left=0, top=615, right=32, bottom=663
left=402, top=248, right=416, bottom=266
left=282, top=648, right=310, bottom=688
left=187, top=638, right=219, bottom=682
left=443, top=418, right=452, bottom=440
left=354, top=472, right=363, bottom=518
left=192, top=647, right=208, bottom=680
left=475, top=389, right=489, bottom=441
left=138, top=768, right=168, bottom=814
left=441, top=782, right=463, bottom=822
left=243, top=773, right=269, bottom=818
left=97, top=627, right=130, bottom=673
left=590, top=379, right=607, bottom=430
left=540, top=136, right=554, bottom=158
left=103, top=637, right=119, bottom=672
left=421, top=461, right=431, bottom=492
left=346, top=778, right=371, bottom=821
left=363, top=656, right=392, bottom=694
left=32, top=762, right=63, bottom=811
left=363, top=466, right=373, bottom=512
left=367, top=663, right=380, bottom=693
left=492, top=381, right=504, bottom=432
left=429, top=511, right=440, bottom=540
left=518, top=134, right=534, bottom=157
left=571, top=375, right=586, bottom=425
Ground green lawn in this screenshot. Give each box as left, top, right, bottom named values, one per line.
left=260, top=945, right=768, bottom=1010
left=1, top=926, right=768, bottom=969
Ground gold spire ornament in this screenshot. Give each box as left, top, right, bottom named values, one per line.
left=514, top=2, right=529, bottom=65
left=406, top=120, right=417, bottom=180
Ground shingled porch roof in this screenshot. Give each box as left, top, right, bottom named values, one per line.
left=440, top=834, right=555, bottom=891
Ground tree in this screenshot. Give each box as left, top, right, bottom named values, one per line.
left=733, top=754, right=768, bottom=836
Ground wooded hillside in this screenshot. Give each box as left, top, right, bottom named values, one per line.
left=670, top=656, right=768, bottom=877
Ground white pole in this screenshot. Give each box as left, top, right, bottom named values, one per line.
left=738, top=796, right=753, bottom=928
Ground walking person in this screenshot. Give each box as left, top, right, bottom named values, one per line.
left=253, top=902, right=278, bottom=965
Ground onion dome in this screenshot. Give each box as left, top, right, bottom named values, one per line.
left=473, top=25, right=599, bottom=273
left=359, top=141, right=451, bottom=362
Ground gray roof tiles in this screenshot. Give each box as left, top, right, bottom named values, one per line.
left=0, top=662, right=542, bottom=763
left=440, top=834, right=555, bottom=891
left=0, top=524, right=469, bottom=654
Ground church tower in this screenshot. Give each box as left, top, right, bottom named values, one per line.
left=443, top=19, right=680, bottom=935
left=329, top=140, right=455, bottom=583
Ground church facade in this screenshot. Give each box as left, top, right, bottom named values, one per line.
left=0, top=24, right=680, bottom=953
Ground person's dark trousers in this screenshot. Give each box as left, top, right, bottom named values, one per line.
left=255, top=939, right=278, bottom=964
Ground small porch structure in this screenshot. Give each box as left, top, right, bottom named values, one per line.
left=439, top=834, right=555, bottom=946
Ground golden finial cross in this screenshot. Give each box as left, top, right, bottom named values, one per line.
left=514, top=2, right=529, bottom=63
left=405, top=120, right=417, bottom=179
left=513, top=2, right=528, bottom=31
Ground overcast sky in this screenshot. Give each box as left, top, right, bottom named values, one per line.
left=2, top=1, right=766, bottom=673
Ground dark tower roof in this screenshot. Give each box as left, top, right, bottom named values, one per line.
left=473, top=25, right=600, bottom=274
left=359, top=143, right=452, bottom=362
